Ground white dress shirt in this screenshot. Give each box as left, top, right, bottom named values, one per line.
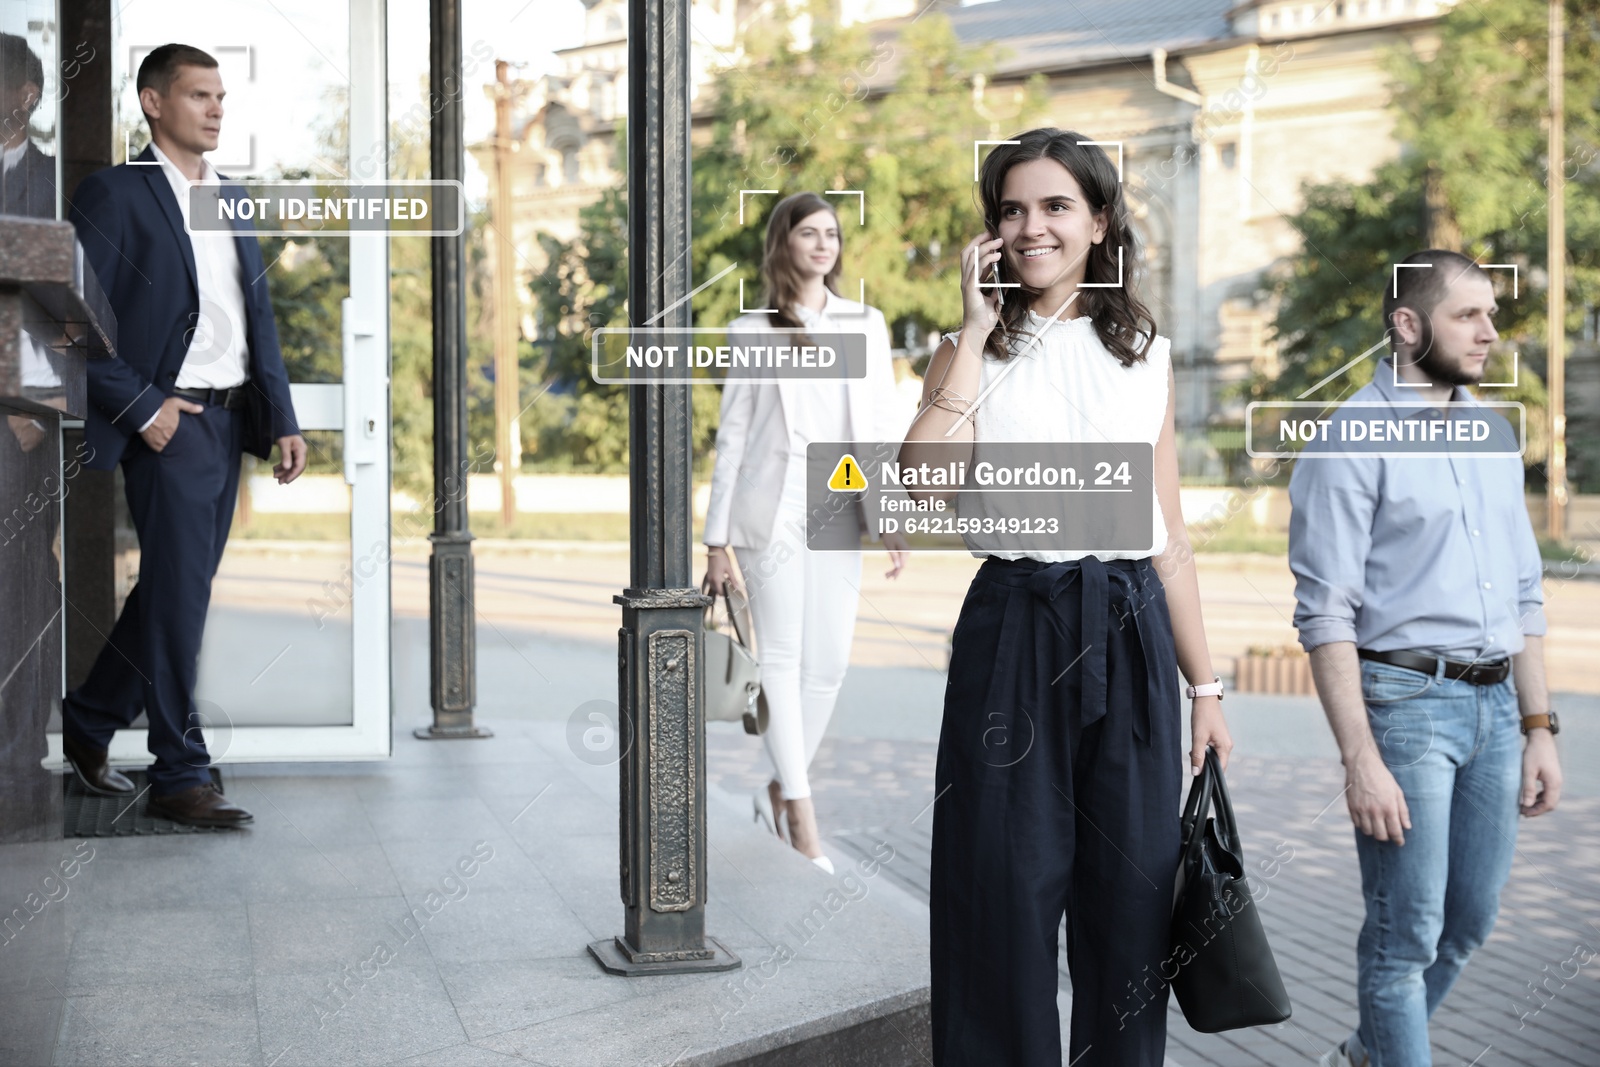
left=151, top=143, right=251, bottom=390
left=1, top=139, right=28, bottom=176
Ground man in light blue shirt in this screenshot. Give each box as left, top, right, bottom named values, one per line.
left=1291, top=250, right=1562, bottom=1067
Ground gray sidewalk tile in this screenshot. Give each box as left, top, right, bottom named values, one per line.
left=51, top=975, right=261, bottom=1067
left=230, top=784, right=383, bottom=848
left=246, top=896, right=422, bottom=977
left=68, top=834, right=249, bottom=911
left=383, top=1040, right=539, bottom=1066
left=433, top=956, right=638, bottom=1042
left=253, top=956, right=468, bottom=1067
left=411, top=887, right=594, bottom=966
left=64, top=902, right=253, bottom=993
left=358, top=795, right=507, bottom=844
left=236, top=843, right=404, bottom=903
left=473, top=958, right=914, bottom=1067
left=486, top=777, right=616, bottom=838
left=377, top=834, right=546, bottom=899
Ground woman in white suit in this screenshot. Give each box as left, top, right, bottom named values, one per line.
left=702, top=191, right=912, bottom=874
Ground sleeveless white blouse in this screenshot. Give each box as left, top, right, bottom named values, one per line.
left=943, top=312, right=1171, bottom=562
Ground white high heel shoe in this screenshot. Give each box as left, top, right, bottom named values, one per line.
left=752, top=789, right=781, bottom=837
left=810, top=854, right=835, bottom=875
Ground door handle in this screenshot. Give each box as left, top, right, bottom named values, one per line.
left=341, top=296, right=379, bottom=485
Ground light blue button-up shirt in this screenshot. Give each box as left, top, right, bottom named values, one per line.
left=1288, top=357, right=1546, bottom=660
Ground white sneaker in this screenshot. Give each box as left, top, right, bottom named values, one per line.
left=1318, top=1041, right=1368, bottom=1067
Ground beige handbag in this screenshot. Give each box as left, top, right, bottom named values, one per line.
left=702, top=579, right=766, bottom=735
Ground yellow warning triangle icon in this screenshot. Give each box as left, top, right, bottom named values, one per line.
left=828, top=453, right=869, bottom=492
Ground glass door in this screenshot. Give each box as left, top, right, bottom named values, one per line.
left=64, top=0, right=392, bottom=765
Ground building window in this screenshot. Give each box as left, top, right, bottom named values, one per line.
left=533, top=163, right=547, bottom=188
left=1218, top=141, right=1237, bottom=169
left=564, top=149, right=580, bottom=184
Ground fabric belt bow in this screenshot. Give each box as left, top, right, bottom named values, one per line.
left=980, top=556, right=1166, bottom=746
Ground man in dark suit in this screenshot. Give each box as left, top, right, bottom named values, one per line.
left=62, top=43, right=306, bottom=827
left=1, top=32, right=56, bottom=219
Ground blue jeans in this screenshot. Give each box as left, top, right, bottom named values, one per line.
left=1348, top=658, right=1521, bottom=1067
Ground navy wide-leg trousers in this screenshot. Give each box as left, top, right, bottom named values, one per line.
left=64, top=404, right=243, bottom=796
left=931, top=555, right=1185, bottom=1066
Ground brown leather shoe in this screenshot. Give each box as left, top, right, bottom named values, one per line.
left=147, top=782, right=253, bottom=828
left=61, top=733, right=136, bottom=796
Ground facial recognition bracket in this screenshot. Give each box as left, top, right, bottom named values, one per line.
left=1390, top=261, right=1520, bottom=388
left=973, top=140, right=1021, bottom=181
left=737, top=278, right=776, bottom=314
left=738, top=189, right=778, bottom=225
left=1076, top=140, right=1124, bottom=182
left=1077, top=245, right=1125, bottom=288
left=824, top=189, right=865, bottom=225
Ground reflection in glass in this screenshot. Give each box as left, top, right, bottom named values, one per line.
left=0, top=27, right=57, bottom=219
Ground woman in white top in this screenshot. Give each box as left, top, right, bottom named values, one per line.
left=702, top=192, right=911, bottom=874
left=904, top=130, right=1233, bottom=1066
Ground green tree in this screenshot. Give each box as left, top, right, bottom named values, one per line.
left=523, top=12, right=1092, bottom=474
left=1258, top=0, right=1600, bottom=480
left=245, top=104, right=451, bottom=497
left=691, top=12, right=1047, bottom=348
left=526, top=134, right=648, bottom=474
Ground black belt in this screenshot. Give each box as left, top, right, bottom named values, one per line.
left=172, top=385, right=248, bottom=410
left=1357, top=648, right=1510, bottom=686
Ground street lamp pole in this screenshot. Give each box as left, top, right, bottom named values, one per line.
left=1546, top=0, right=1568, bottom=541
left=588, top=0, right=739, bottom=976
left=419, top=0, right=489, bottom=740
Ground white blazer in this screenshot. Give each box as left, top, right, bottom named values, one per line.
left=703, top=290, right=910, bottom=552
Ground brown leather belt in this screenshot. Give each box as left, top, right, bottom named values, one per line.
left=1357, top=648, right=1510, bottom=686
left=172, top=385, right=248, bottom=410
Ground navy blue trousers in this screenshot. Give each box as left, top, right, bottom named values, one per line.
left=64, top=405, right=243, bottom=796
left=931, top=555, right=1185, bottom=1066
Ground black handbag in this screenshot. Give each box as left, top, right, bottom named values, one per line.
left=1169, top=747, right=1293, bottom=1033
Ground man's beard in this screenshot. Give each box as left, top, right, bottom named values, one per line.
left=1402, top=316, right=1481, bottom=387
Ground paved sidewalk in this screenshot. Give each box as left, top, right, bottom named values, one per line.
left=424, top=542, right=1600, bottom=1066
left=20, top=710, right=928, bottom=1067
left=182, top=541, right=1600, bottom=1066
left=707, top=729, right=1600, bottom=1067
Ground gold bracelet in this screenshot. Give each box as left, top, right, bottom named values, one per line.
left=927, top=386, right=975, bottom=413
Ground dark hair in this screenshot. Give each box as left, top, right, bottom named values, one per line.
left=1382, top=249, right=1488, bottom=340
left=976, top=128, right=1156, bottom=367
left=136, top=44, right=218, bottom=99
left=0, top=32, right=45, bottom=104
left=759, top=192, right=842, bottom=338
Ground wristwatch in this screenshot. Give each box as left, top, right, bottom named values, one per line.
left=1520, top=712, right=1560, bottom=736
left=1186, top=676, right=1224, bottom=701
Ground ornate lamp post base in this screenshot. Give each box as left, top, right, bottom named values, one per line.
left=587, top=934, right=741, bottom=977
left=412, top=724, right=493, bottom=740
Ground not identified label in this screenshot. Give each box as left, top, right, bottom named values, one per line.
left=187, top=180, right=465, bottom=236
left=1246, top=401, right=1525, bottom=458
left=592, top=328, right=870, bottom=384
